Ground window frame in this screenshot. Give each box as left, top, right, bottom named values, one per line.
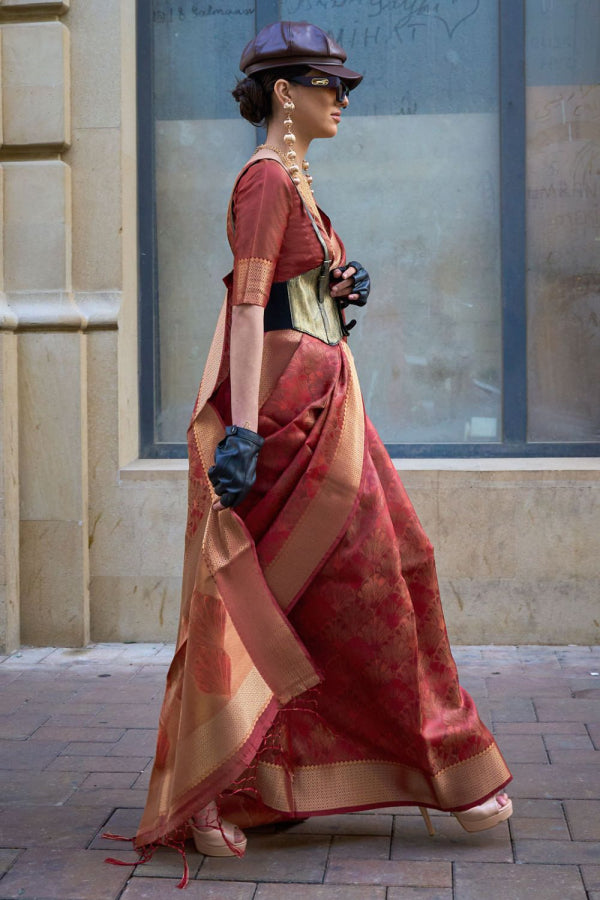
left=137, top=0, right=600, bottom=459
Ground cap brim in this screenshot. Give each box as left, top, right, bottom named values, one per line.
left=311, top=62, right=362, bottom=89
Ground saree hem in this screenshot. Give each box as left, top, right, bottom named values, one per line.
left=224, top=778, right=514, bottom=828
left=246, top=742, right=512, bottom=815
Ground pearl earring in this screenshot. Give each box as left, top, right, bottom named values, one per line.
left=283, top=100, right=300, bottom=185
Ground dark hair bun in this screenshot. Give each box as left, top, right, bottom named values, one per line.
left=232, top=76, right=270, bottom=126
left=232, top=66, right=309, bottom=126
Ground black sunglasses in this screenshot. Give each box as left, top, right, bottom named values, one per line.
left=288, top=74, right=350, bottom=103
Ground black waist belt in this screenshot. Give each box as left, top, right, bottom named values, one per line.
left=263, top=264, right=344, bottom=346
left=264, top=281, right=294, bottom=331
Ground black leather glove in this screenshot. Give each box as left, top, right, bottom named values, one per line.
left=208, top=425, right=264, bottom=509
left=331, top=261, right=371, bottom=309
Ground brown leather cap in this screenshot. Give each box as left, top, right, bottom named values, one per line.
left=240, top=21, right=362, bottom=89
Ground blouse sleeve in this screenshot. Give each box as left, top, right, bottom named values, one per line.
left=229, top=160, right=295, bottom=307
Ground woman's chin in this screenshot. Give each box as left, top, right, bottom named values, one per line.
left=316, top=123, right=340, bottom=140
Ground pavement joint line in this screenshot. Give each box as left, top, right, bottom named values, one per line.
left=584, top=722, right=598, bottom=750
left=540, top=733, right=552, bottom=765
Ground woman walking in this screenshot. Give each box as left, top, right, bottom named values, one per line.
left=133, top=20, right=512, bottom=884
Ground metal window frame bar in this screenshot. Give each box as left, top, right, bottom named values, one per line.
left=137, top=0, right=600, bottom=459
left=138, top=0, right=162, bottom=457
left=499, top=0, right=527, bottom=444
left=385, top=442, right=600, bottom=459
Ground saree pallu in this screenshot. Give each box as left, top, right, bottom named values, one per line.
left=134, top=315, right=511, bottom=852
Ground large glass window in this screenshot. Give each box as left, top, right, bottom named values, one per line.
left=281, top=1, right=502, bottom=444
left=139, top=1, right=600, bottom=457
left=149, top=3, right=256, bottom=443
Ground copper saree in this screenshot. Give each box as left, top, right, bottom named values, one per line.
left=134, top=158, right=511, bottom=864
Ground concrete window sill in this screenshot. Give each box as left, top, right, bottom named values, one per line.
left=119, top=457, right=600, bottom=480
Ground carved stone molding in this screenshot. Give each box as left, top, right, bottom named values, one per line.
left=75, top=291, right=121, bottom=331
left=6, top=290, right=82, bottom=329
left=0, top=1, right=69, bottom=16
left=0, top=293, right=17, bottom=330
left=5, top=290, right=122, bottom=331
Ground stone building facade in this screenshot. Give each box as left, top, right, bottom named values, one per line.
left=0, top=1, right=598, bottom=653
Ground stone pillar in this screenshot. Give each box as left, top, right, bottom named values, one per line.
left=0, top=3, right=88, bottom=648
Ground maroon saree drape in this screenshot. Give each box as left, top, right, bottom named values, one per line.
left=135, top=158, right=511, bottom=854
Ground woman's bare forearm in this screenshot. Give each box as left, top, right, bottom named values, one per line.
left=229, top=304, right=264, bottom=432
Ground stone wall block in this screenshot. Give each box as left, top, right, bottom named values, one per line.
left=91, top=576, right=181, bottom=643
left=69, top=0, right=119, bottom=129
left=20, top=519, right=88, bottom=646
left=19, top=331, right=84, bottom=521
left=3, top=161, right=70, bottom=292
left=18, top=331, right=89, bottom=647
left=436, top=483, right=517, bottom=578
left=1, top=21, right=70, bottom=148
left=441, top=576, right=600, bottom=645
left=70, top=128, right=121, bottom=291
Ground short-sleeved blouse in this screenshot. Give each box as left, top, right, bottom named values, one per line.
left=228, top=159, right=345, bottom=308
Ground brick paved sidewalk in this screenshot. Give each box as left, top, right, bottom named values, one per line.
left=0, top=644, right=598, bottom=900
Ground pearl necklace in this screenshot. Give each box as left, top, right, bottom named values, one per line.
left=255, top=143, right=313, bottom=188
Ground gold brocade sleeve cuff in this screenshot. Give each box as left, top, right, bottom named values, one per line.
left=232, top=257, right=276, bottom=307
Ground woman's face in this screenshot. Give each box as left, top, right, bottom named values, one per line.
left=285, top=70, right=349, bottom=141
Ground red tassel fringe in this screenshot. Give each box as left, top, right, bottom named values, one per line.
left=103, top=828, right=190, bottom=889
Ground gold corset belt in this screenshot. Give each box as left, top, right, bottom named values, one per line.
left=264, top=264, right=344, bottom=346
